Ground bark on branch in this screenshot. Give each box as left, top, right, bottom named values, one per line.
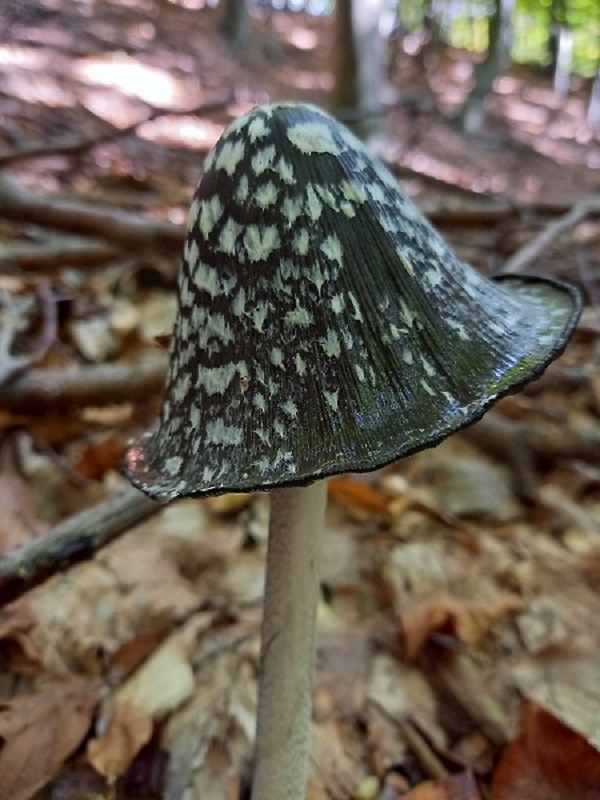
left=0, top=487, right=167, bottom=605
left=0, top=353, right=168, bottom=413
left=500, top=196, right=600, bottom=274
left=0, top=175, right=184, bottom=249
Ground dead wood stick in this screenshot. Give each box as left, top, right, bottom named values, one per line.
left=370, top=698, right=447, bottom=780
left=390, top=163, right=492, bottom=198
left=0, top=175, right=185, bottom=249
left=0, top=487, right=167, bottom=605
left=500, top=195, right=600, bottom=274
left=0, top=237, right=120, bottom=271
left=0, top=353, right=168, bottom=413
left=426, top=203, right=515, bottom=228
left=522, top=364, right=592, bottom=395
left=0, top=172, right=576, bottom=256
left=0, top=97, right=232, bottom=167
left=426, top=200, right=573, bottom=229
left=464, top=411, right=600, bottom=468
left=426, top=648, right=512, bottom=747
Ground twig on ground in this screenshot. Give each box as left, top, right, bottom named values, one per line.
left=427, top=200, right=573, bottom=229
left=522, top=364, right=593, bottom=395
left=369, top=698, right=447, bottom=780
left=396, top=717, right=448, bottom=780
left=0, top=237, right=120, bottom=271
left=0, top=175, right=185, bottom=249
left=463, top=411, right=600, bottom=491
left=0, top=353, right=168, bottom=412
left=0, top=97, right=233, bottom=167
left=500, top=195, right=600, bottom=274
left=422, top=647, right=512, bottom=747
left=390, top=161, right=499, bottom=200
left=0, top=487, right=167, bottom=605
left=0, top=171, right=578, bottom=261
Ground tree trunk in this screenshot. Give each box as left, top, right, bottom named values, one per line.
left=331, top=0, right=386, bottom=139
left=455, top=0, right=513, bottom=134
left=219, top=0, right=249, bottom=49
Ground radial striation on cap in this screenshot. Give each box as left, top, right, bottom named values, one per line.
left=124, top=103, right=581, bottom=500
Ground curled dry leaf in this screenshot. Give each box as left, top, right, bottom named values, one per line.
left=203, top=492, right=253, bottom=515
left=401, top=592, right=524, bottom=661
left=69, top=316, right=121, bottom=362
left=367, top=653, right=444, bottom=777
left=87, top=701, right=153, bottom=780
left=74, top=434, right=127, bottom=480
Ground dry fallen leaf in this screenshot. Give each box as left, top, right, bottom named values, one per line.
left=87, top=701, right=153, bottom=780
left=0, top=601, right=40, bottom=666
left=74, top=434, right=126, bottom=480
left=0, top=433, right=48, bottom=554
left=511, top=648, right=600, bottom=752
left=308, top=718, right=365, bottom=800
left=87, top=613, right=207, bottom=778
left=328, top=475, right=390, bottom=517
left=0, top=678, right=99, bottom=800
left=402, top=770, right=482, bottom=800
left=400, top=592, right=523, bottom=660
left=491, top=702, right=600, bottom=800
left=162, top=636, right=257, bottom=800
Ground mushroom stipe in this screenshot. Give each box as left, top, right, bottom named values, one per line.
left=124, top=102, right=582, bottom=800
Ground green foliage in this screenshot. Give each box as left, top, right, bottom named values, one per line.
left=396, top=0, right=600, bottom=76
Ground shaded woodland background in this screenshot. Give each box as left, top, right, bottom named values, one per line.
left=0, top=1, right=599, bottom=799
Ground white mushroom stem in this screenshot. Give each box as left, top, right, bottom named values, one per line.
left=251, top=479, right=328, bottom=800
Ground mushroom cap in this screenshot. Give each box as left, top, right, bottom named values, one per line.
left=124, top=103, right=581, bottom=500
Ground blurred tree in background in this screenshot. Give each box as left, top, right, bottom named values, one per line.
left=219, top=0, right=599, bottom=130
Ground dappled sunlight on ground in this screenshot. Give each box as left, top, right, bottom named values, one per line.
left=137, top=114, right=224, bottom=149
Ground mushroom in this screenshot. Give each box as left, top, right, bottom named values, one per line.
left=124, top=102, right=581, bottom=800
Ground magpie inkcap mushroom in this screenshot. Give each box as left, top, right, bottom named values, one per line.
left=123, top=102, right=581, bottom=800
left=125, top=103, right=580, bottom=500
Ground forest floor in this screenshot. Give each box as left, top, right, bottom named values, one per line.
left=0, top=2, right=599, bottom=800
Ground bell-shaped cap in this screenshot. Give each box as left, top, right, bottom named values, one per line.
left=125, top=103, right=581, bottom=500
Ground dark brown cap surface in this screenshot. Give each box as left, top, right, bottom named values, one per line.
left=125, top=103, right=581, bottom=499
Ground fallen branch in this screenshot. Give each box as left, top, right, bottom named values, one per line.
left=427, top=200, right=572, bottom=229
left=0, top=237, right=119, bottom=271
left=463, top=411, right=600, bottom=499
left=0, top=175, right=184, bottom=249
left=0, top=353, right=168, bottom=413
left=0, top=172, right=578, bottom=258
left=500, top=195, right=600, bottom=274
left=523, top=364, right=593, bottom=395
left=0, top=97, right=233, bottom=167
left=0, top=487, right=167, bottom=605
